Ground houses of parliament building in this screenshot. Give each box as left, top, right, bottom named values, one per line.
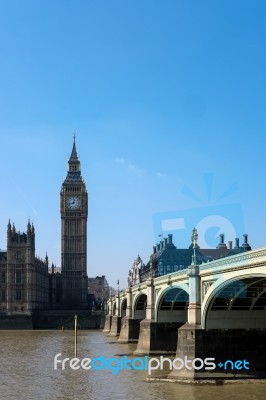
left=0, top=138, right=89, bottom=317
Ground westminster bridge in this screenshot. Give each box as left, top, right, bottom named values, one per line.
left=103, top=246, right=266, bottom=379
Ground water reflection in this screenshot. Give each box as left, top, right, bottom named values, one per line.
left=0, top=331, right=265, bottom=400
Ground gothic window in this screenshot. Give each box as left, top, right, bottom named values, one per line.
left=15, top=290, right=22, bottom=301
left=16, top=251, right=22, bottom=259
left=15, top=271, right=22, bottom=284
left=1, top=271, right=6, bottom=284
left=1, top=290, right=6, bottom=301
left=167, top=265, right=171, bottom=273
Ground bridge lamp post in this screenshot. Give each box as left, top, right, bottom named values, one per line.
left=116, top=280, right=120, bottom=317
left=191, top=227, right=198, bottom=265
left=187, top=227, right=201, bottom=325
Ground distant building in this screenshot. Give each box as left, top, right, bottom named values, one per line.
left=0, top=221, right=49, bottom=312
left=128, top=255, right=144, bottom=286
left=88, top=275, right=109, bottom=310
left=137, top=233, right=251, bottom=282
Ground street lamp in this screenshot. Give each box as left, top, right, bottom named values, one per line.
left=191, top=227, right=198, bottom=265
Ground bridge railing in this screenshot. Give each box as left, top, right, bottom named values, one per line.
left=153, top=268, right=188, bottom=285
left=199, top=246, right=266, bottom=271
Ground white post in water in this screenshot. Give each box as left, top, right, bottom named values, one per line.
left=74, top=314, right=78, bottom=357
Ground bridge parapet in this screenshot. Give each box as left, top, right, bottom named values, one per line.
left=200, top=246, right=266, bottom=273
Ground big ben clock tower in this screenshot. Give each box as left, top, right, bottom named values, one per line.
left=60, top=135, right=88, bottom=308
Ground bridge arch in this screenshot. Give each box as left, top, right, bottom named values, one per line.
left=155, top=284, right=189, bottom=323
left=202, top=273, right=266, bottom=329
left=112, top=301, right=116, bottom=316
left=120, top=298, right=127, bottom=317
left=132, top=292, right=147, bottom=320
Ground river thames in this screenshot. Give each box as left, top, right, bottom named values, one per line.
left=0, top=330, right=265, bottom=400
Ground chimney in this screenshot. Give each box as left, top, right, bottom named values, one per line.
left=234, top=238, right=240, bottom=248
left=217, top=233, right=226, bottom=248
left=156, top=243, right=160, bottom=251
left=242, top=234, right=251, bottom=250
left=164, top=238, right=168, bottom=247
left=168, top=234, right=173, bottom=244
left=228, top=241, right=233, bottom=250
left=153, top=246, right=156, bottom=254
left=160, top=240, right=164, bottom=250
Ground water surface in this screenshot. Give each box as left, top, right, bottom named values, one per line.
left=0, top=330, right=265, bottom=400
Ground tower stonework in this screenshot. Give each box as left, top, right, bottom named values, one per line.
left=0, top=220, right=49, bottom=314
left=60, top=137, right=88, bottom=309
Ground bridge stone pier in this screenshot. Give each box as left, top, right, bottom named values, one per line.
left=108, top=293, right=121, bottom=336
left=118, top=287, right=139, bottom=342
left=103, top=298, right=113, bottom=333
left=104, top=246, right=266, bottom=379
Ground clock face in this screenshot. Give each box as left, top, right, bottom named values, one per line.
left=66, top=196, right=81, bottom=210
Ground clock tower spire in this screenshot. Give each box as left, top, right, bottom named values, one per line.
left=60, top=135, right=88, bottom=309
left=68, top=132, right=80, bottom=172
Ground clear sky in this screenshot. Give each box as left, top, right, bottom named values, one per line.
left=0, top=1, right=265, bottom=289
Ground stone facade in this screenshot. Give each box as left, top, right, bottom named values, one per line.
left=0, top=221, right=49, bottom=313
left=128, top=255, right=144, bottom=286
left=88, top=275, right=109, bottom=309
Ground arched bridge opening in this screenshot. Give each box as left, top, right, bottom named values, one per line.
left=112, top=302, right=116, bottom=316
left=153, top=286, right=189, bottom=353
left=203, top=276, right=266, bottom=373
left=206, top=276, right=266, bottom=330
left=131, top=293, right=147, bottom=341
left=121, top=298, right=127, bottom=318
left=134, top=294, right=147, bottom=320
left=157, top=287, right=189, bottom=323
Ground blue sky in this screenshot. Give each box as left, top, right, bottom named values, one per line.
left=0, top=1, right=265, bottom=288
